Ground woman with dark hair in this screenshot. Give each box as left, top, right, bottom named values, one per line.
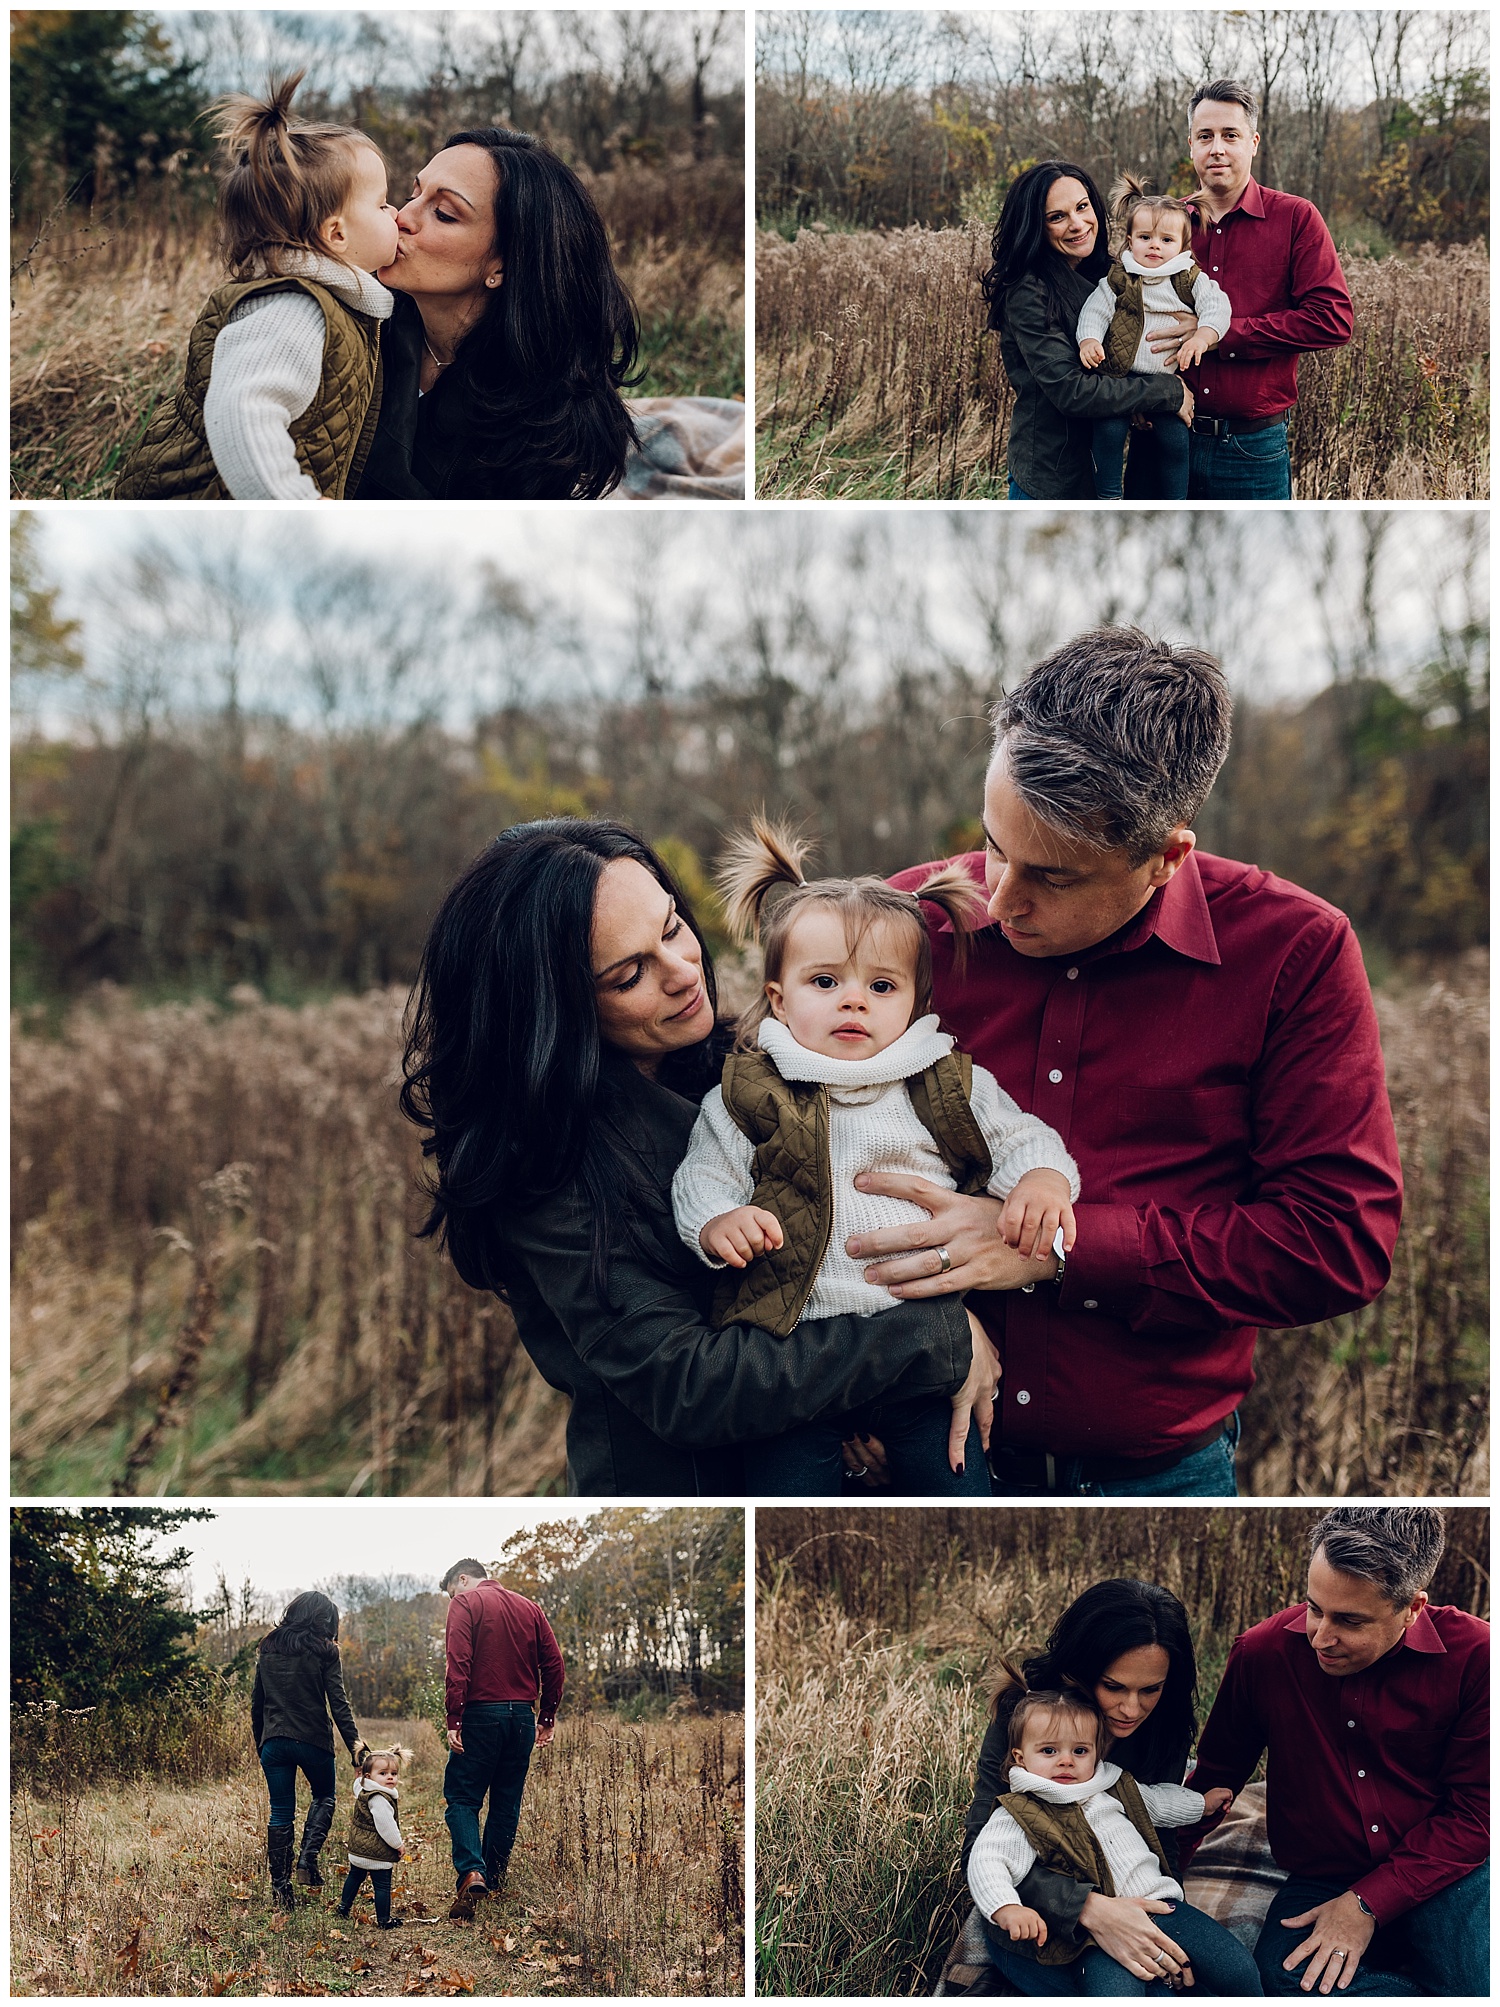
left=399, top=819, right=985, bottom=1495
left=356, top=128, right=639, bottom=499
left=252, top=1591, right=364, bottom=1908
left=981, top=162, right=1194, bottom=500
left=957, top=1580, right=1208, bottom=1993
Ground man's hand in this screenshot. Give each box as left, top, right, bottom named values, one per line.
left=1078, top=338, right=1106, bottom=370
left=1279, top=1891, right=1376, bottom=1993
left=1201, top=1786, right=1235, bottom=1818
left=446, top=1726, right=464, bottom=1753
left=1175, top=328, right=1220, bottom=370
left=999, top=1170, right=1076, bottom=1261
left=846, top=1176, right=1056, bottom=1296
left=948, top=1310, right=1000, bottom=1472
left=1146, top=308, right=1198, bottom=362
left=535, top=1722, right=555, bottom=1749
left=991, top=1904, right=1048, bottom=1946
left=700, top=1205, right=784, bottom=1269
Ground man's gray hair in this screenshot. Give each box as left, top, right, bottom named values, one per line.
left=1310, top=1507, right=1446, bottom=1608
left=990, top=627, right=1232, bottom=864
left=1191, top=79, right=1259, bottom=127
left=440, top=1558, right=489, bottom=1593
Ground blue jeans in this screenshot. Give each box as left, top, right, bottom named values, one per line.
left=743, top=1400, right=990, bottom=1496
left=1093, top=414, right=1190, bottom=500
left=987, top=1898, right=1262, bottom=1995
left=1188, top=419, right=1292, bottom=499
left=990, top=1415, right=1239, bottom=1498
left=259, top=1737, right=336, bottom=1827
left=1255, top=1864, right=1488, bottom=1997
left=340, top=1865, right=392, bottom=1924
left=1008, top=477, right=1035, bottom=499
left=444, top=1703, right=535, bottom=1885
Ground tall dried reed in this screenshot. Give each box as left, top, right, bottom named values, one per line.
left=12, top=1708, right=743, bottom=1996
left=11, top=987, right=568, bottom=1496
left=756, top=227, right=1488, bottom=500
left=754, top=1509, right=1487, bottom=1997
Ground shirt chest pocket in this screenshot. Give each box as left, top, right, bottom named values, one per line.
left=1106, top=1084, right=1252, bottom=1202
left=1379, top=1729, right=1449, bottom=1781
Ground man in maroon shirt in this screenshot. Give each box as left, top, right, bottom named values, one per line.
left=440, top=1557, right=566, bottom=1920
left=863, top=626, right=1402, bottom=1495
left=1192, top=1508, right=1488, bottom=1996
left=1181, top=79, right=1351, bottom=499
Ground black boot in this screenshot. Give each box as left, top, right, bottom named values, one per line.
left=267, top=1824, right=297, bottom=1910
left=295, top=1796, right=336, bottom=1888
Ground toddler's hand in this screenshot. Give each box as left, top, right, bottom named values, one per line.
left=1201, top=1787, right=1235, bottom=1818
left=999, top=1170, right=1076, bottom=1261
left=993, top=1904, right=1048, bottom=1946
left=1175, top=328, right=1220, bottom=370
left=1078, top=338, right=1106, bottom=369
left=700, top=1206, right=784, bottom=1269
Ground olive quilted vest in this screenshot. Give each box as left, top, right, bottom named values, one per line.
left=114, top=275, right=384, bottom=499
left=710, top=1047, right=993, bottom=1338
left=348, top=1784, right=401, bottom=1865
left=1101, top=261, right=1200, bottom=375
left=998, top=1772, right=1172, bottom=1967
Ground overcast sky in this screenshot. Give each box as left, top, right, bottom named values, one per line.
left=123, top=1501, right=608, bottom=1608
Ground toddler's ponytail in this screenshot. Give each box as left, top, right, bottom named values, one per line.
left=208, top=72, right=308, bottom=187
left=716, top=816, right=812, bottom=948
left=908, top=861, right=988, bottom=973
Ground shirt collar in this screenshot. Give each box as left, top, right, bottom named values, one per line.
left=1096, top=852, right=1221, bottom=967
left=1193, top=177, right=1266, bottom=227
left=1280, top=1601, right=1448, bottom=1657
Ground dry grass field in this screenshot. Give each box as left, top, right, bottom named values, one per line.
left=11, top=960, right=1486, bottom=1498
left=755, top=226, right=1489, bottom=500
left=13, top=1709, right=744, bottom=1997
left=10, top=160, right=744, bottom=500
left=754, top=1509, right=1488, bottom=1997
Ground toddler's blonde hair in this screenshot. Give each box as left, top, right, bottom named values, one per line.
left=358, top=1743, right=414, bottom=1779
left=716, top=817, right=988, bottom=1050
left=206, top=71, right=383, bottom=278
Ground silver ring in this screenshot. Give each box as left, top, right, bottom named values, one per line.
left=934, top=1245, right=953, bottom=1274
left=1334, top=1951, right=1347, bottom=1961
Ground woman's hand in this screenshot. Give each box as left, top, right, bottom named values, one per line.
left=846, top=1177, right=1055, bottom=1297
left=1177, top=383, right=1196, bottom=428
left=948, top=1310, right=1000, bottom=1472
left=1078, top=1893, right=1194, bottom=1988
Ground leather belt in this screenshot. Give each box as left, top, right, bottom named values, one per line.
left=1191, top=412, right=1286, bottom=439
left=989, top=1419, right=1230, bottom=1491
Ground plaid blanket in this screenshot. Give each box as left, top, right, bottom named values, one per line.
left=935, top=1786, right=1284, bottom=1995
left=609, top=396, right=745, bottom=500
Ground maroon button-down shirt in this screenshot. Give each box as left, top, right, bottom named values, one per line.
left=888, top=850, right=1401, bottom=1459
left=1190, top=1602, right=1489, bottom=1921
left=1183, top=179, right=1353, bottom=420
left=445, top=1578, right=566, bottom=1731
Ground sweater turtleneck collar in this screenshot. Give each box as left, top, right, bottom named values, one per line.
left=1006, top=1759, right=1122, bottom=1805
left=248, top=248, right=394, bottom=320
left=1121, top=248, right=1194, bottom=280
left=756, top=1012, right=953, bottom=1088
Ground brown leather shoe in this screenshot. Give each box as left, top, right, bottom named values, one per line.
left=448, top=1872, right=488, bottom=1922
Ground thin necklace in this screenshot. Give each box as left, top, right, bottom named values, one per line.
left=423, top=335, right=453, bottom=371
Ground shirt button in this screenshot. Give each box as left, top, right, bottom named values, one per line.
left=1371, top=1825, right=1379, bottom=1834
left=1347, top=1720, right=1356, bottom=1728
left=1066, top=967, right=1079, bottom=981
left=1357, top=1770, right=1366, bottom=1778
left=1016, top=1390, right=1031, bottom=1405
left=1048, top=1068, right=1063, bottom=1084
left=1083, top=1299, right=1098, bottom=1310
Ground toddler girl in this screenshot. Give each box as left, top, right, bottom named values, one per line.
left=117, top=72, right=396, bottom=501
left=969, top=1687, right=1258, bottom=1993
left=339, top=1743, right=409, bottom=1929
left=1074, top=174, right=1231, bottom=502
left=671, top=821, right=1079, bottom=1496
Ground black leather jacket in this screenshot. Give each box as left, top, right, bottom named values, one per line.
left=251, top=1645, right=360, bottom=1757
left=495, top=1048, right=974, bottom=1496
left=996, top=266, right=1186, bottom=498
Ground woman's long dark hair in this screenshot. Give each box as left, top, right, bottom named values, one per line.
left=981, top=160, right=1111, bottom=332
left=400, top=819, right=727, bottom=1302
left=258, top=1590, right=340, bottom=1660
left=991, top=1579, right=1198, bottom=1786
left=436, top=128, right=640, bottom=499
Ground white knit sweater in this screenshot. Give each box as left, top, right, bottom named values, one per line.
left=967, top=1761, right=1204, bottom=1921
left=346, top=1774, right=404, bottom=1872
left=1075, top=249, right=1232, bottom=376
left=671, top=1015, right=1080, bottom=1323
left=201, top=250, right=393, bottom=501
